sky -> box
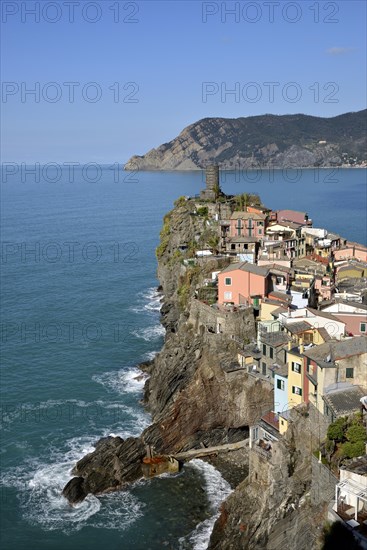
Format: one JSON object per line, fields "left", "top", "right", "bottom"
{"left": 1, "top": 0, "right": 366, "bottom": 163}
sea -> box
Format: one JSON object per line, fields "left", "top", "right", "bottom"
{"left": 1, "top": 167, "right": 366, "bottom": 550}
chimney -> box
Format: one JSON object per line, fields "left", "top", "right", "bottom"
{"left": 288, "top": 340, "right": 292, "bottom": 351}
{"left": 299, "top": 337, "right": 304, "bottom": 354}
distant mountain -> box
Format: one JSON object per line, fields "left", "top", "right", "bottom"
{"left": 124, "top": 110, "right": 367, "bottom": 170}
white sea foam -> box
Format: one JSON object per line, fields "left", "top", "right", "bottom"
{"left": 129, "top": 287, "right": 162, "bottom": 314}
{"left": 92, "top": 366, "right": 149, "bottom": 395}
{"left": 179, "top": 459, "right": 232, "bottom": 550}
{"left": 0, "top": 433, "right": 144, "bottom": 533}
{"left": 132, "top": 324, "right": 165, "bottom": 341}
{"left": 141, "top": 350, "right": 159, "bottom": 361}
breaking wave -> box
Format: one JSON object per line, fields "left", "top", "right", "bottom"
{"left": 179, "top": 459, "right": 232, "bottom": 550}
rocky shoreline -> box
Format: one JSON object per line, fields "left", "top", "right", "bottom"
{"left": 62, "top": 192, "right": 343, "bottom": 549}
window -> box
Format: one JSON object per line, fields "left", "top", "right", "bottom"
{"left": 262, "top": 362, "right": 267, "bottom": 375}
{"left": 346, "top": 368, "right": 354, "bottom": 379}
{"left": 258, "top": 229, "right": 262, "bottom": 235}
{"left": 306, "top": 357, "right": 311, "bottom": 373}
{"left": 292, "top": 386, "right": 302, "bottom": 396}
{"left": 243, "top": 244, "right": 248, "bottom": 250}
{"left": 361, "top": 323, "right": 366, "bottom": 333}
{"left": 270, "top": 347, "right": 274, "bottom": 359}
{"left": 231, "top": 244, "right": 235, "bottom": 250}
{"left": 262, "top": 344, "right": 266, "bottom": 356}
{"left": 225, "top": 277, "right": 232, "bottom": 285}
{"left": 224, "top": 291, "right": 232, "bottom": 300}
{"left": 277, "top": 379, "right": 285, "bottom": 391}
{"left": 291, "top": 362, "right": 301, "bottom": 374}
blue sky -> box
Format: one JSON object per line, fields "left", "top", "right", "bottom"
{"left": 1, "top": 0, "right": 366, "bottom": 163}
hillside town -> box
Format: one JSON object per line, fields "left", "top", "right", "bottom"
{"left": 176, "top": 165, "right": 367, "bottom": 547}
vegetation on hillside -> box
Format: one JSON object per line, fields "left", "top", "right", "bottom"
{"left": 320, "top": 412, "right": 366, "bottom": 470}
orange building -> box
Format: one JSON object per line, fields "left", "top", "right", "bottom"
{"left": 217, "top": 262, "right": 269, "bottom": 306}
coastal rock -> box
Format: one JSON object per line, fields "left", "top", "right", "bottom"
{"left": 62, "top": 477, "right": 87, "bottom": 505}
{"left": 63, "top": 436, "right": 146, "bottom": 504}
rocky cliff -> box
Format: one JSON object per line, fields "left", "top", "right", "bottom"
{"left": 63, "top": 195, "right": 272, "bottom": 505}
{"left": 62, "top": 195, "right": 343, "bottom": 549}
{"left": 124, "top": 110, "right": 367, "bottom": 170}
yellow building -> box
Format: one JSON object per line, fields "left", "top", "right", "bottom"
{"left": 278, "top": 411, "right": 290, "bottom": 435}
{"left": 286, "top": 341, "right": 304, "bottom": 408}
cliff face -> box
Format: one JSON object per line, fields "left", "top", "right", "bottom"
{"left": 143, "top": 198, "right": 269, "bottom": 452}
{"left": 124, "top": 110, "right": 367, "bottom": 170}
{"left": 63, "top": 196, "right": 272, "bottom": 505}
{"left": 208, "top": 407, "right": 324, "bottom": 550}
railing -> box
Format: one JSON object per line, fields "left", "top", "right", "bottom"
{"left": 253, "top": 441, "right": 272, "bottom": 459}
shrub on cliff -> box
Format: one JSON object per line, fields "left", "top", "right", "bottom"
{"left": 174, "top": 196, "right": 187, "bottom": 207}
{"left": 156, "top": 213, "right": 172, "bottom": 259}
{"left": 327, "top": 417, "right": 347, "bottom": 442}
{"left": 197, "top": 206, "right": 208, "bottom": 217}
{"left": 324, "top": 412, "right": 366, "bottom": 465}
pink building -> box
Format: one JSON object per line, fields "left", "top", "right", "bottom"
{"left": 217, "top": 262, "right": 269, "bottom": 306}
{"left": 230, "top": 212, "right": 267, "bottom": 239}
{"left": 334, "top": 243, "right": 367, "bottom": 262}
{"left": 321, "top": 302, "right": 367, "bottom": 336}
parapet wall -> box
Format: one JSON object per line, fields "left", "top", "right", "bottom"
{"left": 311, "top": 455, "right": 338, "bottom": 506}
{"left": 188, "top": 298, "right": 256, "bottom": 342}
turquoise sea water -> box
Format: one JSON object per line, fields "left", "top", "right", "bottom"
{"left": 0, "top": 168, "right": 366, "bottom": 550}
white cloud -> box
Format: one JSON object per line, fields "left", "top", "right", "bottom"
{"left": 326, "top": 47, "right": 355, "bottom": 56}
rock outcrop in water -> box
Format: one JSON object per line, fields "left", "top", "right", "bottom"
{"left": 62, "top": 437, "right": 146, "bottom": 503}
{"left": 124, "top": 110, "right": 367, "bottom": 171}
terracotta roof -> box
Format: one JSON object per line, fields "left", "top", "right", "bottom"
{"left": 268, "top": 291, "right": 292, "bottom": 303}
{"left": 277, "top": 209, "right": 308, "bottom": 225}
{"left": 261, "top": 411, "right": 280, "bottom": 431}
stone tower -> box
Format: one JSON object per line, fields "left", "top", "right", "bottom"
{"left": 200, "top": 165, "right": 220, "bottom": 201}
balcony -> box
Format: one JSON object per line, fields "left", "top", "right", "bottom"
{"left": 253, "top": 439, "right": 272, "bottom": 459}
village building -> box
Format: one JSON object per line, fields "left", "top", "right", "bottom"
{"left": 278, "top": 307, "right": 346, "bottom": 340}
{"left": 217, "top": 262, "right": 269, "bottom": 307}
{"left": 321, "top": 301, "right": 367, "bottom": 336}
{"left": 229, "top": 211, "right": 267, "bottom": 239}
{"left": 330, "top": 455, "right": 367, "bottom": 548}
{"left": 302, "top": 336, "right": 367, "bottom": 418}
{"left": 334, "top": 242, "right": 367, "bottom": 262}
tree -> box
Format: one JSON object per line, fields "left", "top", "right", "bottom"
{"left": 327, "top": 417, "right": 347, "bottom": 442}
